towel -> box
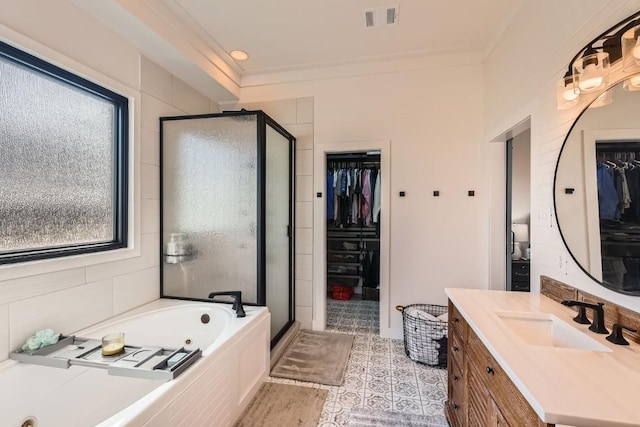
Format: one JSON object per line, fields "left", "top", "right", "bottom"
{"left": 21, "top": 328, "right": 60, "bottom": 352}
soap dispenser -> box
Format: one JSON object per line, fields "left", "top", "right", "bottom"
{"left": 164, "top": 233, "right": 194, "bottom": 264}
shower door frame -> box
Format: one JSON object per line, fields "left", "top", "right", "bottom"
{"left": 158, "top": 110, "right": 295, "bottom": 348}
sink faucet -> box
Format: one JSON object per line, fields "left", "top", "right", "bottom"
{"left": 208, "top": 291, "right": 246, "bottom": 318}
{"left": 561, "top": 300, "right": 608, "bottom": 334}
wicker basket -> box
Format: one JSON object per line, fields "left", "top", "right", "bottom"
{"left": 396, "top": 304, "right": 448, "bottom": 368}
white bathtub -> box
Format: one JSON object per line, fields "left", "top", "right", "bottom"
{"left": 0, "top": 299, "right": 270, "bottom": 427}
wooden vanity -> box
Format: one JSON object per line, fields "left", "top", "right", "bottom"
{"left": 446, "top": 300, "right": 552, "bottom": 426}
{"left": 445, "top": 281, "right": 640, "bottom": 427}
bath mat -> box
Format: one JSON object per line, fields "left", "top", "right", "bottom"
{"left": 270, "top": 329, "right": 354, "bottom": 386}
{"left": 347, "top": 409, "right": 449, "bottom": 426}
{"left": 234, "top": 383, "right": 327, "bottom": 427}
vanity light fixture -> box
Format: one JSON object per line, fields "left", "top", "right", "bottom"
{"left": 622, "top": 24, "right": 640, "bottom": 72}
{"left": 573, "top": 50, "right": 610, "bottom": 93}
{"left": 556, "top": 10, "right": 640, "bottom": 109}
{"left": 230, "top": 50, "right": 249, "bottom": 61}
{"left": 623, "top": 74, "right": 640, "bottom": 91}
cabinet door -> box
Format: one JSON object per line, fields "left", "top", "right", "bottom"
{"left": 491, "top": 398, "right": 510, "bottom": 427}
{"left": 467, "top": 360, "right": 491, "bottom": 425}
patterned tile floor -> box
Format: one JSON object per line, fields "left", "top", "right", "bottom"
{"left": 267, "top": 298, "right": 448, "bottom": 426}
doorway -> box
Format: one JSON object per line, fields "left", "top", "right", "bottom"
{"left": 506, "top": 128, "right": 531, "bottom": 291}
{"left": 325, "top": 152, "right": 381, "bottom": 333}
{"left": 313, "top": 141, "right": 391, "bottom": 337}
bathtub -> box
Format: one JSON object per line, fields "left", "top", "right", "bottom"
{"left": 0, "top": 299, "right": 270, "bottom": 427}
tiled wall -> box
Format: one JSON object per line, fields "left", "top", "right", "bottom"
{"left": 222, "top": 98, "right": 315, "bottom": 329}
{"left": 0, "top": 56, "right": 219, "bottom": 362}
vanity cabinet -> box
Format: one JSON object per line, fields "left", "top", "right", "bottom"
{"left": 511, "top": 259, "right": 530, "bottom": 292}
{"left": 446, "top": 300, "right": 554, "bottom": 427}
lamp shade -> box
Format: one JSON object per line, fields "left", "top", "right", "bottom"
{"left": 512, "top": 224, "right": 529, "bottom": 242}
{"left": 623, "top": 74, "right": 640, "bottom": 91}
{"left": 556, "top": 74, "right": 580, "bottom": 109}
{"left": 622, "top": 25, "right": 640, "bottom": 72}
{"left": 573, "top": 52, "right": 610, "bottom": 93}
{"left": 589, "top": 88, "right": 613, "bottom": 107}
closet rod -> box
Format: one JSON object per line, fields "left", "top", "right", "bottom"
{"left": 595, "top": 141, "right": 640, "bottom": 152}
{"left": 327, "top": 153, "right": 380, "bottom": 162}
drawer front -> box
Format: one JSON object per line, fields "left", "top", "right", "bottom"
{"left": 448, "top": 356, "right": 465, "bottom": 401}
{"left": 445, "top": 400, "right": 465, "bottom": 427}
{"left": 511, "top": 264, "right": 530, "bottom": 281}
{"left": 449, "top": 300, "right": 466, "bottom": 339}
{"left": 327, "top": 263, "right": 359, "bottom": 275}
{"left": 468, "top": 330, "right": 547, "bottom": 427}
{"left": 327, "top": 252, "right": 359, "bottom": 263}
{"left": 327, "top": 239, "right": 359, "bottom": 251}
{"left": 511, "top": 281, "right": 530, "bottom": 292}
{"left": 449, "top": 326, "right": 465, "bottom": 370}
{"left": 446, "top": 357, "right": 466, "bottom": 426}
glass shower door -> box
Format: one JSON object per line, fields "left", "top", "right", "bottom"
{"left": 265, "top": 122, "right": 293, "bottom": 341}
{"left": 161, "top": 115, "right": 259, "bottom": 303}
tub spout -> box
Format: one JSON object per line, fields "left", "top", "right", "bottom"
{"left": 208, "top": 291, "right": 246, "bottom": 318}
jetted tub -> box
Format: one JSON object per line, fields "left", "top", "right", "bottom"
{"left": 0, "top": 299, "right": 270, "bottom": 427}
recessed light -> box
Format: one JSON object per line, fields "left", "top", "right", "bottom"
{"left": 230, "top": 50, "right": 249, "bottom": 61}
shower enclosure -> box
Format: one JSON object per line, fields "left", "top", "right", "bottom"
{"left": 160, "top": 111, "right": 295, "bottom": 347}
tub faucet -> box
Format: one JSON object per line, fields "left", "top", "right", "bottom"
{"left": 561, "top": 300, "right": 608, "bottom": 334}
{"left": 208, "top": 291, "right": 246, "bottom": 318}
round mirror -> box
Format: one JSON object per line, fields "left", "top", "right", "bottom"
{"left": 555, "top": 75, "right": 640, "bottom": 295}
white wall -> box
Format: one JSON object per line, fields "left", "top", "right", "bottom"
{"left": 239, "top": 58, "right": 488, "bottom": 338}
{"left": 485, "top": 0, "right": 640, "bottom": 312}
{"left": 0, "top": 0, "right": 218, "bottom": 362}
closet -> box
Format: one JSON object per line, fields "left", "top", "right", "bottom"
{"left": 596, "top": 142, "right": 640, "bottom": 292}
{"left": 326, "top": 152, "right": 381, "bottom": 300}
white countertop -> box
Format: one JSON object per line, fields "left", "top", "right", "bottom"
{"left": 445, "top": 288, "right": 640, "bottom": 427}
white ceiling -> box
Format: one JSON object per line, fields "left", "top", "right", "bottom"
{"left": 76, "top": 0, "right": 523, "bottom": 101}
{"left": 167, "top": 0, "right": 522, "bottom": 75}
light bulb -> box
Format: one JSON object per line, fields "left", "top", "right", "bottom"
{"left": 630, "top": 75, "right": 640, "bottom": 88}
{"left": 563, "top": 86, "right": 579, "bottom": 102}
{"left": 579, "top": 63, "right": 604, "bottom": 91}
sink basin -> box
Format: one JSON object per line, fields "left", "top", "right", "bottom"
{"left": 495, "top": 311, "right": 611, "bottom": 352}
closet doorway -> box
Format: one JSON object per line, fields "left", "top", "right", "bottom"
{"left": 326, "top": 152, "right": 381, "bottom": 332}
{"left": 506, "top": 128, "right": 531, "bottom": 291}
{"left": 313, "top": 141, "right": 391, "bottom": 337}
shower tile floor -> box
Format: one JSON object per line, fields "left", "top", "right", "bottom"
{"left": 266, "top": 298, "right": 448, "bottom": 426}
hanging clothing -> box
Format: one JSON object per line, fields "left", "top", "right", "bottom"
{"left": 325, "top": 160, "right": 379, "bottom": 227}
{"left": 373, "top": 170, "right": 381, "bottom": 223}
{"left": 597, "top": 162, "right": 619, "bottom": 220}
{"left": 361, "top": 169, "right": 371, "bottom": 224}
{"left": 327, "top": 170, "right": 334, "bottom": 220}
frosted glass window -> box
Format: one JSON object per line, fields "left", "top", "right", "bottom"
{"left": 0, "top": 41, "right": 128, "bottom": 264}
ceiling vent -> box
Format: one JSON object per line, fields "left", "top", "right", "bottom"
{"left": 364, "top": 5, "right": 398, "bottom": 28}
